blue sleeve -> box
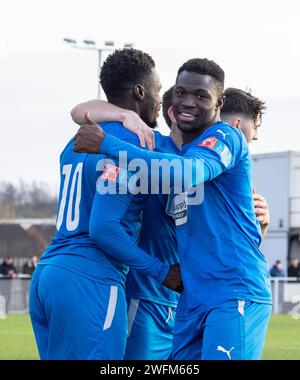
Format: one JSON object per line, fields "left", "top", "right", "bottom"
{"left": 89, "top": 191, "right": 169, "bottom": 283}
{"left": 100, "top": 127, "right": 242, "bottom": 190}
{"left": 89, "top": 128, "right": 169, "bottom": 283}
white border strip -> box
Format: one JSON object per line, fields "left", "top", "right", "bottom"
{"left": 127, "top": 299, "right": 139, "bottom": 337}
{"left": 103, "top": 286, "right": 118, "bottom": 331}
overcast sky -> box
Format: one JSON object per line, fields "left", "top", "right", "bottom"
{"left": 1, "top": 0, "right": 300, "bottom": 189}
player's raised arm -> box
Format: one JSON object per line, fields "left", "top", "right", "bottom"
{"left": 71, "top": 100, "right": 155, "bottom": 150}
{"left": 71, "top": 99, "right": 124, "bottom": 125}
{"left": 74, "top": 121, "right": 243, "bottom": 191}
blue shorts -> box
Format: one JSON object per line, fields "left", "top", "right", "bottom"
{"left": 172, "top": 299, "right": 271, "bottom": 360}
{"left": 124, "top": 298, "right": 176, "bottom": 360}
{"left": 29, "top": 264, "right": 127, "bottom": 360}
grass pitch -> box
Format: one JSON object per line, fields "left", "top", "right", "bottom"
{"left": 0, "top": 315, "right": 39, "bottom": 359}
{"left": 262, "top": 314, "right": 300, "bottom": 360}
{"left": 0, "top": 314, "right": 299, "bottom": 360}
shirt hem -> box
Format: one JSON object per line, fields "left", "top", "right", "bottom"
{"left": 125, "top": 292, "right": 179, "bottom": 308}
{"left": 37, "top": 262, "right": 124, "bottom": 288}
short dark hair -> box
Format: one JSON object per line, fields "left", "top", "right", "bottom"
{"left": 221, "top": 88, "right": 266, "bottom": 122}
{"left": 100, "top": 48, "right": 155, "bottom": 100}
{"left": 177, "top": 58, "right": 225, "bottom": 95}
{"left": 162, "top": 85, "right": 175, "bottom": 128}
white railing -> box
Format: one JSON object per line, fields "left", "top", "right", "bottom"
{"left": 0, "top": 275, "right": 300, "bottom": 316}
{"left": 270, "top": 277, "right": 300, "bottom": 315}
{"left": 0, "top": 275, "right": 32, "bottom": 316}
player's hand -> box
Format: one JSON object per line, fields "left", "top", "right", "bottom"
{"left": 120, "top": 110, "right": 155, "bottom": 151}
{"left": 254, "top": 193, "right": 270, "bottom": 227}
{"left": 162, "top": 264, "right": 184, "bottom": 293}
{"left": 73, "top": 112, "right": 106, "bottom": 154}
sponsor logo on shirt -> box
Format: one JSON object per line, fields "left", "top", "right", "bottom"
{"left": 216, "top": 129, "right": 230, "bottom": 139}
{"left": 101, "top": 164, "right": 121, "bottom": 182}
{"left": 198, "top": 137, "right": 219, "bottom": 149}
{"left": 216, "top": 346, "right": 235, "bottom": 360}
{"left": 166, "top": 192, "right": 188, "bottom": 226}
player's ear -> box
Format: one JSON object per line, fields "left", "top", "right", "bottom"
{"left": 167, "top": 106, "right": 177, "bottom": 125}
{"left": 134, "top": 84, "right": 145, "bottom": 102}
{"left": 231, "top": 118, "right": 241, "bottom": 129}
{"left": 217, "top": 95, "right": 225, "bottom": 111}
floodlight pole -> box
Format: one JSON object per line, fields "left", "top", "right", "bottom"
{"left": 63, "top": 38, "right": 134, "bottom": 99}
{"left": 97, "top": 49, "right": 102, "bottom": 99}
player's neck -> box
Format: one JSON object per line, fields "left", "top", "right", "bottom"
{"left": 181, "top": 114, "right": 220, "bottom": 144}
{"left": 170, "top": 124, "right": 183, "bottom": 149}
{"left": 180, "top": 123, "right": 212, "bottom": 144}
{"left": 110, "top": 98, "right": 139, "bottom": 116}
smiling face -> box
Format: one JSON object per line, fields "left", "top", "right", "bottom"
{"left": 172, "top": 71, "right": 223, "bottom": 135}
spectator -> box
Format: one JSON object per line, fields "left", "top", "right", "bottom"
{"left": 0, "top": 257, "right": 17, "bottom": 278}
{"left": 22, "top": 256, "right": 39, "bottom": 276}
{"left": 270, "top": 260, "right": 285, "bottom": 277}
{"left": 288, "top": 257, "right": 300, "bottom": 277}
{"left": 0, "top": 257, "right": 17, "bottom": 313}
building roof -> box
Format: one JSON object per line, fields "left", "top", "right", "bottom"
{"left": 0, "top": 224, "right": 39, "bottom": 258}
{"left": 27, "top": 224, "right": 56, "bottom": 242}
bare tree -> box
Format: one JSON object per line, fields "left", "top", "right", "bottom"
{"left": 0, "top": 181, "right": 58, "bottom": 218}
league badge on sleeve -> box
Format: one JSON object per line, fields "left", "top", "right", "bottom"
{"left": 198, "top": 136, "right": 232, "bottom": 168}
{"left": 198, "top": 137, "right": 219, "bottom": 149}
{"left": 101, "top": 164, "right": 121, "bottom": 182}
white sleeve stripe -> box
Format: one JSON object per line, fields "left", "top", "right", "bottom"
{"left": 103, "top": 285, "right": 118, "bottom": 331}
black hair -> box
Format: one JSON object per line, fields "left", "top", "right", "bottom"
{"left": 100, "top": 48, "right": 155, "bottom": 100}
{"left": 221, "top": 88, "right": 266, "bottom": 122}
{"left": 177, "top": 58, "right": 225, "bottom": 95}
{"left": 162, "top": 85, "right": 175, "bottom": 128}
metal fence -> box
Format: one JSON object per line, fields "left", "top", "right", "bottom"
{"left": 1, "top": 275, "right": 300, "bottom": 317}
{"left": 271, "top": 277, "right": 300, "bottom": 317}
{"left": 0, "top": 275, "right": 31, "bottom": 317}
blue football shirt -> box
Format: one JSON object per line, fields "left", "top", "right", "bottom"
{"left": 125, "top": 133, "right": 180, "bottom": 307}
{"left": 99, "top": 121, "right": 272, "bottom": 315}
{"left": 175, "top": 123, "right": 272, "bottom": 315}
{"left": 39, "top": 122, "right": 167, "bottom": 287}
